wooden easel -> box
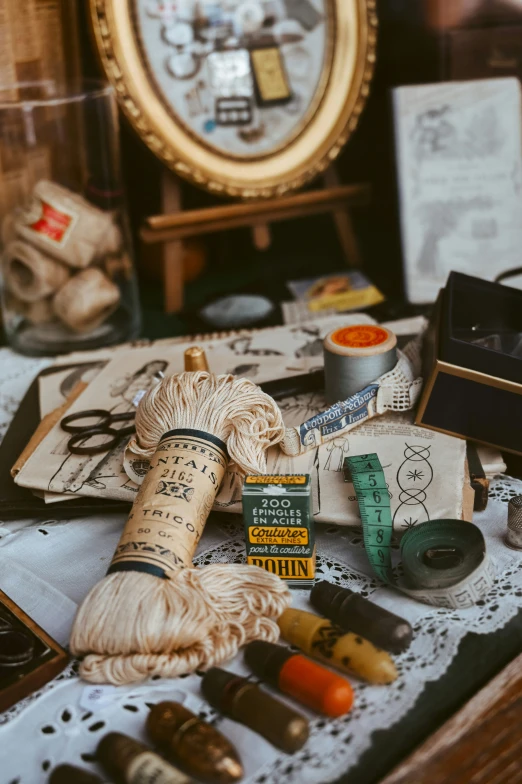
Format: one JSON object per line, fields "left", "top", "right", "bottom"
{"left": 142, "top": 167, "right": 371, "bottom": 313}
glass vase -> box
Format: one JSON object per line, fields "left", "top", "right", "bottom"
{"left": 0, "top": 80, "right": 141, "bottom": 355}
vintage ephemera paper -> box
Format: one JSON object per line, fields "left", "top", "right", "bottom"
{"left": 394, "top": 78, "right": 522, "bottom": 303}
{"left": 36, "top": 363, "right": 109, "bottom": 504}
{"left": 18, "top": 346, "right": 225, "bottom": 502}
{"left": 17, "top": 315, "right": 468, "bottom": 528}
{"left": 17, "top": 325, "right": 349, "bottom": 501}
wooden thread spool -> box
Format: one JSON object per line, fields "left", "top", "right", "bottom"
{"left": 323, "top": 325, "right": 397, "bottom": 404}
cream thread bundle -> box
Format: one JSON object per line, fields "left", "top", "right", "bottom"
{"left": 2, "top": 180, "right": 124, "bottom": 333}
{"left": 70, "top": 371, "right": 291, "bottom": 685}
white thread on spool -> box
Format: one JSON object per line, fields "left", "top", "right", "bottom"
{"left": 15, "top": 180, "right": 118, "bottom": 268}
{"left": 3, "top": 240, "right": 70, "bottom": 302}
{"left": 53, "top": 267, "right": 120, "bottom": 333}
{"left": 323, "top": 324, "right": 398, "bottom": 404}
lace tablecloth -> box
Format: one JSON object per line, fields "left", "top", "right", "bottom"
{"left": 1, "top": 348, "right": 522, "bottom": 784}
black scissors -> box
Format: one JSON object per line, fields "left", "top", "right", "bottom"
{"left": 60, "top": 409, "right": 136, "bottom": 456}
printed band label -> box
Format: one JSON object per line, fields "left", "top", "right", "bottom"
{"left": 248, "top": 553, "right": 315, "bottom": 579}
{"left": 245, "top": 475, "right": 307, "bottom": 485}
{"left": 248, "top": 526, "right": 309, "bottom": 545}
{"left": 24, "top": 198, "right": 77, "bottom": 246}
{"left": 331, "top": 325, "right": 389, "bottom": 349}
{"left": 128, "top": 751, "right": 188, "bottom": 784}
{"left": 298, "top": 384, "right": 378, "bottom": 447}
{"left": 109, "top": 430, "right": 227, "bottom": 579}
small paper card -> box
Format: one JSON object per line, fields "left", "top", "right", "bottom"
{"left": 287, "top": 270, "right": 384, "bottom": 314}
{"left": 393, "top": 77, "right": 522, "bottom": 303}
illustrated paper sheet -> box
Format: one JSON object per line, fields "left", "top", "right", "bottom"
{"left": 215, "top": 407, "right": 467, "bottom": 529}
{"left": 18, "top": 349, "right": 182, "bottom": 500}
{"left": 17, "top": 314, "right": 466, "bottom": 528}
{"left": 37, "top": 363, "right": 108, "bottom": 504}
{"left": 394, "top": 78, "right": 522, "bottom": 303}
{"left": 38, "top": 362, "right": 108, "bottom": 416}
{"left": 18, "top": 314, "right": 365, "bottom": 502}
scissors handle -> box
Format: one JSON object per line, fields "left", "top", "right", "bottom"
{"left": 110, "top": 420, "right": 136, "bottom": 437}
{"left": 62, "top": 410, "right": 135, "bottom": 435}
{"left": 61, "top": 409, "right": 111, "bottom": 434}
{"left": 67, "top": 426, "right": 132, "bottom": 456}
{"left": 108, "top": 412, "right": 135, "bottom": 435}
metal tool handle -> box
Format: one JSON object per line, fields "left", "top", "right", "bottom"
{"left": 67, "top": 427, "right": 127, "bottom": 456}
{"left": 61, "top": 409, "right": 110, "bottom": 433}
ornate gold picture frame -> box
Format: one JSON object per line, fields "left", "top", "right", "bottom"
{"left": 90, "top": 0, "right": 377, "bottom": 198}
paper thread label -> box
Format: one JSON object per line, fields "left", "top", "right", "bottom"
{"left": 109, "top": 430, "right": 227, "bottom": 579}
{"left": 247, "top": 553, "right": 315, "bottom": 579}
{"left": 26, "top": 198, "right": 77, "bottom": 246}
{"left": 298, "top": 384, "right": 379, "bottom": 447}
{"left": 331, "top": 325, "right": 389, "bottom": 349}
{"left": 245, "top": 475, "right": 307, "bottom": 485}
{"left": 128, "top": 752, "right": 188, "bottom": 784}
{"left": 248, "top": 526, "right": 309, "bottom": 545}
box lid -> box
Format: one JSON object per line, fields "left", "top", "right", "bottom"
{"left": 440, "top": 271, "right": 522, "bottom": 383}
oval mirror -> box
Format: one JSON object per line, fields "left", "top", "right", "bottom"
{"left": 90, "top": 0, "right": 376, "bottom": 198}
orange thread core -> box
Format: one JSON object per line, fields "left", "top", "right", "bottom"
{"left": 330, "top": 325, "right": 389, "bottom": 349}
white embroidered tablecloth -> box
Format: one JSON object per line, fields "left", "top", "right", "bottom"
{"left": 0, "top": 347, "right": 521, "bottom": 784}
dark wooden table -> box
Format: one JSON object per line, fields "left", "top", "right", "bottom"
{"left": 338, "top": 610, "right": 522, "bottom": 783}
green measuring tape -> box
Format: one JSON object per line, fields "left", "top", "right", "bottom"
{"left": 344, "top": 453, "right": 495, "bottom": 609}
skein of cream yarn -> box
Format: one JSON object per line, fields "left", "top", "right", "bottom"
{"left": 70, "top": 372, "right": 290, "bottom": 685}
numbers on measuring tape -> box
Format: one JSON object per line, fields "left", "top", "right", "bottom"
{"left": 345, "top": 453, "right": 394, "bottom": 587}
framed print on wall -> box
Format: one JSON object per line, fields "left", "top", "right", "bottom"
{"left": 393, "top": 78, "right": 522, "bottom": 304}
{"left": 89, "top": 0, "right": 377, "bottom": 198}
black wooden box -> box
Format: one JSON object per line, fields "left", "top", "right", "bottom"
{"left": 416, "top": 272, "right": 522, "bottom": 455}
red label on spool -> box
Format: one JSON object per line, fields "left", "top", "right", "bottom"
{"left": 29, "top": 200, "right": 74, "bottom": 244}
{"left": 330, "top": 325, "right": 389, "bottom": 349}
